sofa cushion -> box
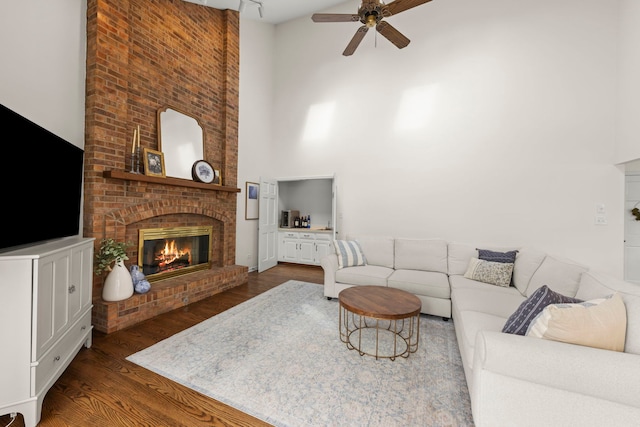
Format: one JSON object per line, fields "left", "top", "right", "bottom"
{"left": 394, "top": 238, "right": 448, "bottom": 273}
{"left": 347, "top": 235, "right": 395, "bottom": 268}
{"left": 447, "top": 242, "right": 478, "bottom": 275}
{"left": 478, "top": 249, "right": 518, "bottom": 264}
{"left": 464, "top": 257, "right": 514, "bottom": 288}
{"left": 451, "top": 286, "right": 525, "bottom": 319}
{"left": 512, "top": 247, "right": 547, "bottom": 295}
{"left": 576, "top": 271, "right": 640, "bottom": 355}
{"left": 335, "top": 265, "right": 393, "bottom": 287}
{"left": 502, "top": 285, "right": 582, "bottom": 335}
{"left": 449, "top": 275, "right": 520, "bottom": 295}
{"left": 334, "top": 240, "right": 367, "bottom": 269}
{"left": 527, "top": 293, "right": 627, "bottom": 352}
{"left": 388, "top": 269, "right": 450, "bottom": 299}
{"left": 525, "top": 255, "right": 588, "bottom": 298}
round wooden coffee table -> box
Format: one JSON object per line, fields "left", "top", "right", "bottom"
{"left": 339, "top": 286, "right": 421, "bottom": 360}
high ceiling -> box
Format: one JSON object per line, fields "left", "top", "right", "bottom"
{"left": 182, "top": 0, "right": 349, "bottom": 25}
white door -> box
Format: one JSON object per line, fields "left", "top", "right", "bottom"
{"left": 258, "top": 177, "right": 278, "bottom": 272}
{"left": 625, "top": 174, "right": 640, "bottom": 284}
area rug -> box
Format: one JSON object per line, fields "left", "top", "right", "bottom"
{"left": 126, "top": 280, "right": 473, "bottom": 426}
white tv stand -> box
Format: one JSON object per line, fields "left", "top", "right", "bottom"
{"left": 0, "top": 236, "right": 94, "bottom": 427}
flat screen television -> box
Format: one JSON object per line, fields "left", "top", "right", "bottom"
{"left": 0, "top": 103, "right": 84, "bottom": 252}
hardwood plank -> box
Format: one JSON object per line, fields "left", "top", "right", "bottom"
{"left": 0, "top": 263, "right": 323, "bottom": 427}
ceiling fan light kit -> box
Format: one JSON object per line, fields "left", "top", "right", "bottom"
{"left": 312, "top": 0, "right": 433, "bottom": 56}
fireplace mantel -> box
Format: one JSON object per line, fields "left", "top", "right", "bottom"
{"left": 103, "top": 170, "right": 241, "bottom": 193}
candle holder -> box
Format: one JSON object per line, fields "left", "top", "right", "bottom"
{"left": 135, "top": 146, "right": 142, "bottom": 174}
{"left": 128, "top": 151, "right": 137, "bottom": 174}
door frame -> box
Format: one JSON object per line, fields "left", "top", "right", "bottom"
{"left": 625, "top": 172, "right": 640, "bottom": 284}
{"left": 257, "top": 174, "right": 337, "bottom": 273}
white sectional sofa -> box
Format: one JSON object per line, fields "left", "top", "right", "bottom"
{"left": 320, "top": 235, "right": 640, "bottom": 426}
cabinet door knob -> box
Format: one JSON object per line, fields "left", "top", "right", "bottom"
{"left": 54, "top": 355, "right": 61, "bottom": 362}
{"left": 68, "top": 285, "right": 76, "bottom": 294}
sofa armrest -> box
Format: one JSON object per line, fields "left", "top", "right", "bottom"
{"left": 472, "top": 330, "right": 640, "bottom": 426}
{"left": 320, "top": 254, "right": 339, "bottom": 298}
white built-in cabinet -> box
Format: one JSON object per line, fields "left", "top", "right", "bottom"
{"left": 278, "top": 230, "right": 333, "bottom": 266}
{"left": 0, "top": 236, "right": 94, "bottom": 427}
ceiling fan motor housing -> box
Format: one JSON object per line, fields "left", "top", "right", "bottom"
{"left": 359, "top": 1, "right": 388, "bottom": 27}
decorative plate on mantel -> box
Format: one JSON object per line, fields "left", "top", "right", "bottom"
{"left": 191, "top": 160, "right": 216, "bottom": 184}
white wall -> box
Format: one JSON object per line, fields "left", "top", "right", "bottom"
{"left": 0, "top": 1, "right": 630, "bottom": 277}
{"left": 616, "top": 0, "right": 640, "bottom": 164}
{"left": 0, "top": 0, "right": 86, "bottom": 148}
{"left": 265, "top": 0, "right": 624, "bottom": 276}
{"left": 235, "top": 19, "right": 276, "bottom": 270}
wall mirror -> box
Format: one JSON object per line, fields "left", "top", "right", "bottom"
{"left": 157, "top": 106, "right": 204, "bottom": 180}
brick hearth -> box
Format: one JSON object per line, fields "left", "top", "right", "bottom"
{"left": 93, "top": 266, "right": 245, "bottom": 334}
{"left": 83, "top": 0, "right": 245, "bottom": 333}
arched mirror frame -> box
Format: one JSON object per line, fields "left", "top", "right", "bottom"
{"left": 157, "top": 106, "right": 205, "bottom": 181}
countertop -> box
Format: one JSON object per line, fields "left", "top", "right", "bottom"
{"left": 278, "top": 227, "right": 333, "bottom": 234}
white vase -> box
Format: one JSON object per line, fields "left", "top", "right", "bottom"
{"left": 102, "top": 259, "right": 134, "bottom": 302}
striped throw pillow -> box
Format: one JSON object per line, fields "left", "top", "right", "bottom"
{"left": 334, "top": 240, "right": 367, "bottom": 269}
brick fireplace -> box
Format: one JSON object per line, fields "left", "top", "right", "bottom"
{"left": 83, "top": 0, "right": 246, "bottom": 333}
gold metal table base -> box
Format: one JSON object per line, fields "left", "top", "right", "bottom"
{"left": 339, "top": 304, "right": 420, "bottom": 360}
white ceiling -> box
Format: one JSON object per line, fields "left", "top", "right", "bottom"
{"left": 182, "top": 0, "right": 350, "bottom": 25}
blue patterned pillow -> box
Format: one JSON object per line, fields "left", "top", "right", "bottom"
{"left": 334, "top": 240, "right": 367, "bottom": 269}
{"left": 502, "top": 285, "right": 582, "bottom": 335}
{"left": 478, "top": 249, "right": 518, "bottom": 264}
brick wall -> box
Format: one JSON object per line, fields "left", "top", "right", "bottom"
{"left": 83, "top": 0, "right": 246, "bottom": 333}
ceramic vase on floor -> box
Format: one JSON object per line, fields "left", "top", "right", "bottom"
{"left": 102, "top": 259, "right": 134, "bottom": 301}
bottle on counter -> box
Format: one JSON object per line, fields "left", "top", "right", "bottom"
{"left": 294, "top": 216, "right": 300, "bottom": 228}
{"left": 307, "top": 215, "right": 311, "bottom": 228}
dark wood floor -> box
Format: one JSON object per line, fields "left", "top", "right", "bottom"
{"left": 1, "top": 263, "right": 323, "bottom": 427}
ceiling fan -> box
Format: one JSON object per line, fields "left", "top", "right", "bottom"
{"left": 311, "top": 0, "right": 433, "bottom": 56}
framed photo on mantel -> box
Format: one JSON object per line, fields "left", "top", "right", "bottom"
{"left": 245, "top": 182, "right": 259, "bottom": 220}
{"left": 143, "top": 148, "right": 166, "bottom": 177}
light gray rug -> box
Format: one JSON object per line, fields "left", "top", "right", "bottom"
{"left": 127, "top": 280, "right": 473, "bottom": 426}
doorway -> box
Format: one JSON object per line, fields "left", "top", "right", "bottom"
{"left": 625, "top": 174, "right": 640, "bottom": 284}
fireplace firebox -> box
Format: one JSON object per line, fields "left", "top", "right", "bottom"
{"left": 138, "top": 226, "right": 213, "bottom": 281}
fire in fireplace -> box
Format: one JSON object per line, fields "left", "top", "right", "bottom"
{"left": 138, "top": 226, "right": 213, "bottom": 281}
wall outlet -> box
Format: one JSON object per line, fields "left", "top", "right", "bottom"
{"left": 595, "top": 215, "right": 608, "bottom": 225}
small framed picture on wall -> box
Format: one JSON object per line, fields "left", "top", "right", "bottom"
{"left": 245, "top": 182, "right": 259, "bottom": 220}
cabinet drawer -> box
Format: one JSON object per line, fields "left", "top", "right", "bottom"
{"left": 314, "top": 233, "right": 332, "bottom": 241}
{"left": 32, "top": 310, "right": 92, "bottom": 396}
{"left": 282, "top": 232, "right": 298, "bottom": 239}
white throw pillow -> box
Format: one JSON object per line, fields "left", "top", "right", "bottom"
{"left": 527, "top": 293, "right": 627, "bottom": 352}
{"left": 334, "top": 240, "right": 367, "bottom": 269}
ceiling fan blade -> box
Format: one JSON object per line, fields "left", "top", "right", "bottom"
{"left": 343, "top": 26, "right": 369, "bottom": 56}
{"left": 312, "top": 13, "right": 360, "bottom": 23}
{"left": 385, "top": 0, "right": 432, "bottom": 16}
{"left": 376, "top": 21, "right": 410, "bottom": 49}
